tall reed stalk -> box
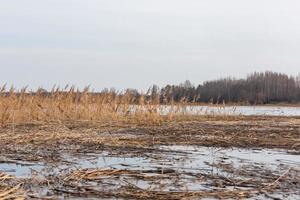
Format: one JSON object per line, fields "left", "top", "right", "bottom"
{"left": 0, "top": 86, "right": 170, "bottom": 126}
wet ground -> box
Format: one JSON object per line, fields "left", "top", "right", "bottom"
{"left": 0, "top": 146, "right": 299, "bottom": 199}
{"left": 0, "top": 116, "right": 299, "bottom": 199}
{"left": 2, "top": 146, "right": 299, "bottom": 179}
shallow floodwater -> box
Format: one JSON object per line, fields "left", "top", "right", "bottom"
{"left": 0, "top": 162, "right": 43, "bottom": 178}
{"left": 158, "top": 105, "right": 300, "bottom": 116}
{"left": 159, "top": 146, "right": 300, "bottom": 171}
{"left": 0, "top": 146, "right": 299, "bottom": 198}
{"left": 1, "top": 146, "right": 299, "bottom": 179}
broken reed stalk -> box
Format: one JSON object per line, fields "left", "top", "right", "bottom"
{"left": 0, "top": 173, "right": 25, "bottom": 200}
{"left": 266, "top": 167, "right": 291, "bottom": 188}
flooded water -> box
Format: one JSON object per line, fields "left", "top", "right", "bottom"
{"left": 0, "top": 162, "right": 44, "bottom": 178}
{"left": 1, "top": 145, "right": 299, "bottom": 180}
{"left": 0, "top": 145, "right": 299, "bottom": 198}
{"left": 158, "top": 146, "right": 300, "bottom": 171}
{"left": 158, "top": 105, "right": 300, "bottom": 116}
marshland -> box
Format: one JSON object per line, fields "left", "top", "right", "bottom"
{"left": 2, "top": 1, "right": 300, "bottom": 199}
{"left": 0, "top": 78, "right": 299, "bottom": 199}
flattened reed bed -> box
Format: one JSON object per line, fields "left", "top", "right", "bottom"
{"left": 0, "top": 173, "right": 24, "bottom": 200}
{"left": 53, "top": 186, "right": 259, "bottom": 200}
{"left": 1, "top": 141, "right": 299, "bottom": 199}
{"left": 0, "top": 116, "right": 299, "bottom": 157}
{"left": 50, "top": 165, "right": 299, "bottom": 200}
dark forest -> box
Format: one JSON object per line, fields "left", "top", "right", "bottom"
{"left": 144, "top": 71, "right": 300, "bottom": 104}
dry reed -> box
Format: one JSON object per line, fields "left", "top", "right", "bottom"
{"left": 0, "top": 86, "right": 167, "bottom": 126}
{"left": 0, "top": 173, "right": 24, "bottom": 200}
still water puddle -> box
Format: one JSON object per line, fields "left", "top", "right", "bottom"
{"left": 0, "top": 146, "right": 299, "bottom": 198}
{"left": 1, "top": 146, "right": 298, "bottom": 178}
{"left": 158, "top": 145, "right": 300, "bottom": 169}
{"left": 0, "top": 162, "right": 44, "bottom": 178}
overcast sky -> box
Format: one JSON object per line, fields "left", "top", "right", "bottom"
{"left": 0, "top": 0, "right": 300, "bottom": 91}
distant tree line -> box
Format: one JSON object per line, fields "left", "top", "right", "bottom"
{"left": 144, "top": 71, "right": 300, "bottom": 104}
{"left": 4, "top": 71, "right": 299, "bottom": 105}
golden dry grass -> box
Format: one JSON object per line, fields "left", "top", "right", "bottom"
{"left": 0, "top": 173, "right": 24, "bottom": 200}
{"left": 0, "top": 86, "right": 167, "bottom": 126}
{"left": 0, "top": 85, "right": 269, "bottom": 127}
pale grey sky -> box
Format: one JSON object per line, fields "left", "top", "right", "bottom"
{"left": 0, "top": 0, "right": 300, "bottom": 91}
